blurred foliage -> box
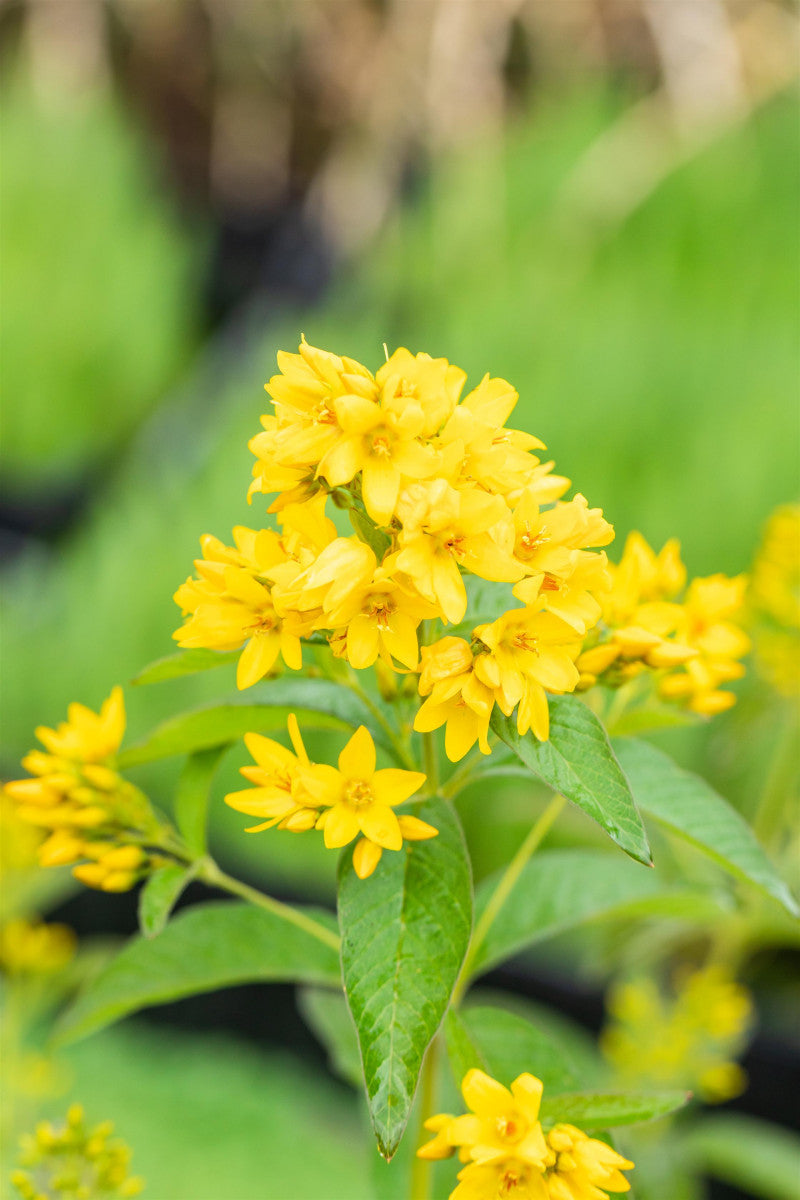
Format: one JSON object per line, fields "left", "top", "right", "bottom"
{"left": 0, "top": 1023, "right": 368, "bottom": 1200}
{"left": 0, "top": 71, "right": 203, "bottom": 492}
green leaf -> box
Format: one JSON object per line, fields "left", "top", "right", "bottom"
{"left": 472, "top": 849, "right": 712, "bottom": 975}
{"left": 614, "top": 738, "right": 799, "bottom": 916}
{"left": 132, "top": 647, "right": 240, "bottom": 686}
{"left": 298, "top": 987, "right": 361, "bottom": 1088}
{"left": 56, "top": 900, "right": 340, "bottom": 1046}
{"left": 491, "top": 696, "right": 651, "bottom": 865}
{"left": 686, "top": 1114, "right": 800, "bottom": 1200}
{"left": 338, "top": 799, "right": 472, "bottom": 1159}
{"left": 174, "top": 746, "right": 226, "bottom": 856}
{"left": 446, "top": 1005, "right": 580, "bottom": 1095}
{"left": 539, "top": 1089, "right": 689, "bottom": 1130}
{"left": 118, "top": 678, "right": 389, "bottom": 767}
{"left": 349, "top": 508, "right": 391, "bottom": 559}
{"left": 138, "top": 863, "right": 196, "bottom": 939}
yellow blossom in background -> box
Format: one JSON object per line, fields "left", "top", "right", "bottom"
{"left": 601, "top": 965, "right": 752, "bottom": 1104}
{"left": 11, "top": 1104, "right": 144, "bottom": 1200}
{"left": 577, "top": 531, "right": 749, "bottom": 713}
{"left": 748, "top": 503, "right": 800, "bottom": 696}
{"left": 0, "top": 917, "right": 76, "bottom": 976}
{"left": 418, "top": 1069, "right": 633, "bottom": 1200}
{"left": 3, "top": 690, "right": 160, "bottom": 893}
{"left": 225, "top": 718, "right": 433, "bottom": 878}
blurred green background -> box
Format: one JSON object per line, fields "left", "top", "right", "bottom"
{"left": 1, "top": 1, "right": 798, "bottom": 1196}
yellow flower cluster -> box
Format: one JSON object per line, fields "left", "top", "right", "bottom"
{"left": 748, "top": 503, "right": 800, "bottom": 696}
{"left": 418, "top": 1068, "right": 633, "bottom": 1200}
{"left": 3, "top": 690, "right": 158, "bottom": 892}
{"left": 11, "top": 1104, "right": 144, "bottom": 1200}
{"left": 601, "top": 965, "right": 752, "bottom": 1104}
{"left": 577, "top": 532, "right": 750, "bottom": 716}
{"left": 173, "top": 339, "right": 614, "bottom": 757}
{"left": 225, "top": 716, "right": 433, "bottom": 878}
{"left": 0, "top": 917, "right": 76, "bottom": 976}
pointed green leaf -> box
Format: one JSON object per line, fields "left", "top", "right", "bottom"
{"left": 539, "top": 1089, "right": 689, "bottom": 1130}
{"left": 132, "top": 648, "right": 240, "bottom": 685}
{"left": 349, "top": 508, "right": 391, "bottom": 559}
{"left": 174, "top": 746, "right": 226, "bottom": 856}
{"left": 472, "top": 849, "right": 715, "bottom": 975}
{"left": 118, "top": 678, "right": 390, "bottom": 767}
{"left": 686, "top": 1114, "right": 800, "bottom": 1200}
{"left": 298, "top": 987, "right": 361, "bottom": 1088}
{"left": 138, "top": 863, "right": 197, "bottom": 939}
{"left": 55, "top": 900, "right": 340, "bottom": 1046}
{"left": 614, "top": 738, "right": 799, "bottom": 916}
{"left": 609, "top": 705, "right": 700, "bottom": 737}
{"left": 446, "top": 1006, "right": 580, "bottom": 1095}
{"left": 491, "top": 696, "right": 651, "bottom": 865}
{"left": 338, "top": 799, "right": 472, "bottom": 1159}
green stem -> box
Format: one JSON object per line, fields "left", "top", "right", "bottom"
{"left": 346, "top": 671, "right": 418, "bottom": 770}
{"left": 408, "top": 1034, "right": 441, "bottom": 1200}
{"left": 198, "top": 859, "right": 340, "bottom": 952}
{"left": 753, "top": 704, "right": 799, "bottom": 845}
{"left": 422, "top": 729, "right": 440, "bottom": 793}
{"left": 452, "top": 793, "right": 566, "bottom": 1006}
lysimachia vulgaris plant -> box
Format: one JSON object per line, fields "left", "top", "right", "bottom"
{"left": 5, "top": 341, "right": 798, "bottom": 1200}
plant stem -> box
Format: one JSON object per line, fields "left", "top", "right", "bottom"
{"left": 198, "top": 859, "right": 340, "bottom": 952}
{"left": 422, "top": 730, "right": 439, "bottom": 794}
{"left": 408, "top": 1034, "right": 441, "bottom": 1200}
{"left": 753, "top": 704, "right": 798, "bottom": 845}
{"left": 346, "top": 671, "right": 418, "bottom": 771}
{"left": 452, "top": 792, "right": 566, "bottom": 1006}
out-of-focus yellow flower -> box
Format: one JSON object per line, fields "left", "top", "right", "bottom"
{"left": 579, "top": 532, "right": 749, "bottom": 714}
{"left": 226, "top": 718, "right": 433, "bottom": 878}
{"left": 601, "top": 965, "right": 752, "bottom": 1104}
{"left": 11, "top": 1104, "right": 144, "bottom": 1199}
{"left": 3, "top": 690, "right": 159, "bottom": 893}
{"left": 0, "top": 917, "right": 76, "bottom": 976}
{"left": 748, "top": 504, "right": 800, "bottom": 695}
{"left": 418, "top": 1070, "right": 633, "bottom": 1200}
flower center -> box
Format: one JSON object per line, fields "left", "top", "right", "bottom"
{"left": 541, "top": 575, "right": 561, "bottom": 593}
{"left": 512, "top": 633, "right": 539, "bottom": 655}
{"left": 445, "top": 534, "right": 466, "bottom": 559}
{"left": 518, "top": 524, "right": 548, "bottom": 560}
{"left": 495, "top": 1115, "right": 523, "bottom": 1143}
{"left": 313, "top": 400, "right": 337, "bottom": 425}
{"left": 499, "top": 1166, "right": 522, "bottom": 1194}
{"left": 345, "top": 780, "right": 374, "bottom": 809}
{"left": 368, "top": 599, "right": 394, "bottom": 631}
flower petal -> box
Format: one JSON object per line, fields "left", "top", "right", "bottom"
{"left": 353, "top": 838, "right": 383, "bottom": 879}
{"left": 461, "top": 1069, "right": 514, "bottom": 1119}
{"left": 237, "top": 633, "right": 280, "bottom": 689}
{"left": 338, "top": 725, "right": 376, "bottom": 779}
{"left": 322, "top": 804, "right": 360, "bottom": 848}
{"left": 372, "top": 768, "right": 427, "bottom": 807}
{"left": 358, "top": 803, "right": 403, "bottom": 850}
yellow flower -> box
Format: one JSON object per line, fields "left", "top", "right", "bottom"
{"left": 307, "top": 726, "right": 432, "bottom": 877}
{"left": 0, "top": 918, "right": 76, "bottom": 976}
{"left": 601, "top": 966, "right": 752, "bottom": 1104}
{"left": 12, "top": 1104, "right": 144, "bottom": 1199}
{"left": 474, "top": 608, "right": 583, "bottom": 741}
{"left": 376, "top": 347, "right": 467, "bottom": 438}
{"left": 396, "top": 481, "right": 523, "bottom": 624}
{"left": 544, "top": 1124, "right": 633, "bottom": 1198}
{"left": 4, "top": 690, "right": 158, "bottom": 893}
{"left": 226, "top": 719, "right": 434, "bottom": 877}
{"left": 414, "top": 638, "right": 495, "bottom": 761}
{"left": 224, "top": 714, "right": 322, "bottom": 833}
{"left": 748, "top": 502, "right": 800, "bottom": 629}
{"left": 443, "top": 1070, "right": 548, "bottom": 1167}
{"left": 317, "top": 391, "right": 437, "bottom": 525}
{"left": 173, "top": 525, "right": 311, "bottom": 689}
{"left": 418, "top": 1070, "right": 634, "bottom": 1200}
